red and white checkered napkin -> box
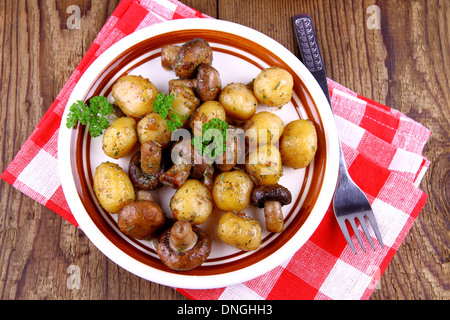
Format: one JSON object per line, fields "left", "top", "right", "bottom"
{"left": 1, "top": 0, "right": 431, "bottom": 300}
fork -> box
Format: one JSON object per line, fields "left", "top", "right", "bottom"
{"left": 293, "top": 14, "right": 384, "bottom": 253}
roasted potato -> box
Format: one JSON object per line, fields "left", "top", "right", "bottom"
{"left": 169, "top": 85, "right": 201, "bottom": 126}
{"left": 190, "top": 101, "right": 226, "bottom": 134}
{"left": 253, "top": 67, "right": 293, "bottom": 107}
{"left": 280, "top": 119, "right": 318, "bottom": 169}
{"left": 137, "top": 112, "right": 172, "bottom": 148}
{"left": 243, "top": 111, "right": 285, "bottom": 146}
{"left": 117, "top": 200, "right": 165, "bottom": 240}
{"left": 217, "top": 212, "right": 262, "bottom": 251}
{"left": 102, "top": 117, "right": 138, "bottom": 159}
{"left": 246, "top": 143, "right": 283, "bottom": 185}
{"left": 212, "top": 170, "right": 254, "bottom": 212}
{"left": 93, "top": 162, "right": 135, "bottom": 213}
{"left": 170, "top": 179, "right": 214, "bottom": 225}
{"left": 219, "top": 83, "right": 258, "bottom": 121}
{"left": 111, "top": 75, "right": 159, "bottom": 117}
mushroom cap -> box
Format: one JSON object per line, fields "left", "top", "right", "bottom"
{"left": 157, "top": 224, "right": 212, "bottom": 271}
{"left": 196, "top": 64, "right": 222, "bottom": 102}
{"left": 174, "top": 38, "right": 213, "bottom": 79}
{"left": 117, "top": 200, "right": 166, "bottom": 240}
{"left": 251, "top": 184, "right": 292, "bottom": 208}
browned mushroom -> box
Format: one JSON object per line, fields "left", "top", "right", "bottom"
{"left": 160, "top": 137, "right": 214, "bottom": 189}
{"left": 160, "top": 139, "right": 192, "bottom": 189}
{"left": 129, "top": 140, "right": 164, "bottom": 190}
{"left": 140, "top": 140, "right": 162, "bottom": 175}
{"left": 215, "top": 126, "right": 245, "bottom": 172}
{"left": 161, "top": 38, "right": 213, "bottom": 79}
{"left": 251, "top": 184, "right": 292, "bottom": 233}
{"left": 161, "top": 44, "right": 181, "bottom": 69}
{"left": 169, "top": 64, "right": 222, "bottom": 102}
{"left": 190, "top": 144, "right": 215, "bottom": 190}
{"left": 159, "top": 163, "right": 192, "bottom": 189}
{"left": 157, "top": 221, "right": 211, "bottom": 271}
{"left": 117, "top": 200, "right": 166, "bottom": 240}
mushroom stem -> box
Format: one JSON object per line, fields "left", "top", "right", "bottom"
{"left": 169, "top": 64, "right": 221, "bottom": 102}
{"left": 203, "top": 170, "right": 214, "bottom": 191}
{"left": 169, "top": 221, "right": 198, "bottom": 252}
{"left": 161, "top": 38, "right": 213, "bottom": 79}
{"left": 264, "top": 200, "right": 284, "bottom": 233}
{"left": 157, "top": 223, "right": 211, "bottom": 270}
{"left": 250, "top": 183, "right": 292, "bottom": 233}
{"left": 160, "top": 163, "right": 192, "bottom": 189}
{"left": 136, "top": 190, "right": 155, "bottom": 202}
{"left": 140, "top": 140, "right": 162, "bottom": 176}
{"left": 169, "top": 78, "right": 196, "bottom": 90}
{"left": 161, "top": 45, "right": 180, "bottom": 69}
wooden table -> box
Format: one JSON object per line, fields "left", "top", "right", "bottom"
{"left": 0, "top": 0, "right": 448, "bottom": 300}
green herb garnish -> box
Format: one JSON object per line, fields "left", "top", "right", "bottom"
{"left": 192, "top": 118, "right": 229, "bottom": 159}
{"left": 153, "top": 92, "right": 186, "bottom": 132}
{"left": 273, "top": 81, "right": 281, "bottom": 90}
{"left": 66, "top": 96, "right": 114, "bottom": 137}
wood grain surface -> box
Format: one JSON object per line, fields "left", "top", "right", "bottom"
{"left": 0, "top": 0, "right": 448, "bottom": 300}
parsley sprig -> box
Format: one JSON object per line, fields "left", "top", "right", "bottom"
{"left": 66, "top": 96, "right": 114, "bottom": 137}
{"left": 153, "top": 93, "right": 187, "bottom": 132}
{"left": 192, "top": 118, "right": 229, "bottom": 160}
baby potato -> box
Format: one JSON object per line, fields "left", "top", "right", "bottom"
{"left": 212, "top": 170, "right": 254, "bottom": 212}
{"left": 190, "top": 101, "right": 226, "bottom": 134}
{"left": 93, "top": 162, "right": 135, "bottom": 213}
{"left": 111, "top": 75, "right": 159, "bottom": 118}
{"left": 253, "top": 67, "right": 294, "bottom": 107}
{"left": 102, "top": 117, "right": 138, "bottom": 159}
{"left": 243, "top": 111, "right": 285, "bottom": 146}
{"left": 246, "top": 143, "right": 283, "bottom": 185}
{"left": 219, "top": 83, "right": 258, "bottom": 121}
{"left": 170, "top": 179, "right": 214, "bottom": 225}
{"left": 280, "top": 119, "right": 318, "bottom": 169}
{"left": 217, "top": 212, "right": 262, "bottom": 251}
{"left": 170, "top": 85, "right": 201, "bottom": 126}
{"left": 137, "top": 112, "right": 172, "bottom": 149}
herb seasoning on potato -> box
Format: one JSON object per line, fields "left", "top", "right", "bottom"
{"left": 102, "top": 117, "right": 138, "bottom": 159}
{"left": 93, "top": 162, "right": 135, "bottom": 214}
{"left": 212, "top": 170, "right": 254, "bottom": 212}
{"left": 216, "top": 212, "right": 262, "bottom": 251}
{"left": 253, "top": 67, "right": 294, "bottom": 107}
{"left": 111, "top": 75, "right": 159, "bottom": 118}
{"left": 280, "top": 119, "right": 318, "bottom": 169}
{"left": 170, "top": 179, "right": 214, "bottom": 225}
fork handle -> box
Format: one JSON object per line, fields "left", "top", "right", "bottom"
{"left": 292, "top": 14, "right": 348, "bottom": 176}
{"left": 292, "top": 14, "right": 331, "bottom": 105}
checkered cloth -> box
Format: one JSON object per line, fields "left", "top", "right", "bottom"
{"left": 1, "top": 0, "right": 431, "bottom": 300}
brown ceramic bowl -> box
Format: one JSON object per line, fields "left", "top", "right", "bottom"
{"left": 58, "top": 19, "right": 339, "bottom": 289}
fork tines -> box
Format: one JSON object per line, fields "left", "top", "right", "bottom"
{"left": 337, "top": 213, "right": 384, "bottom": 254}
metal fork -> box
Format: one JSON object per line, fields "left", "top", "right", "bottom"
{"left": 293, "top": 14, "right": 384, "bottom": 253}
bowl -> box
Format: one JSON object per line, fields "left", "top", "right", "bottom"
{"left": 58, "top": 18, "right": 339, "bottom": 289}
